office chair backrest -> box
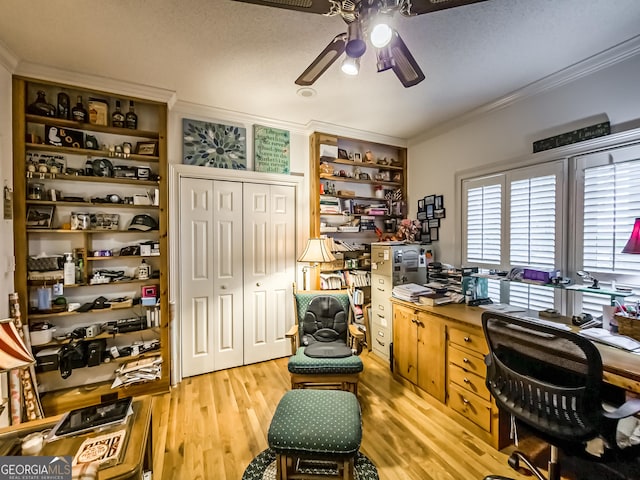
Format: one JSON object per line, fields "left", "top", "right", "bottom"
{"left": 482, "top": 313, "right": 605, "bottom": 446}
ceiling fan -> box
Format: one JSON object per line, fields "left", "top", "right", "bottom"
{"left": 234, "top": 0, "right": 487, "bottom": 88}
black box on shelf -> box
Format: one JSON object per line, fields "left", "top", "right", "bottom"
{"left": 45, "top": 125, "right": 84, "bottom": 149}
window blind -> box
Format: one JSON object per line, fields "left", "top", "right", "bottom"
{"left": 466, "top": 183, "right": 502, "bottom": 264}
{"left": 583, "top": 160, "right": 640, "bottom": 275}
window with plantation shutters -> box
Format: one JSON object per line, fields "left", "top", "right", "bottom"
{"left": 462, "top": 163, "right": 563, "bottom": 309}
{"left": 583, "top": 159, "right": 640, "bottom": 276}
{"left": 464, "top": 178, "right": 502, "bottom": 266}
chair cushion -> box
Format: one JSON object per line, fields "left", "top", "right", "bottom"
{"left": 288, "top": 347, "right": 363, "bottom": 374}
{"left": 304, "top": 341, "right": 353, "bottom": 358}
{"left": 268, "top": 389, "right": 362, "bottom": 458}
{"left": 295, "top": 292, "right": 350, "bottom": 327}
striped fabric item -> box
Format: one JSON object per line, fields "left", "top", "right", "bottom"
{"left": 0, "top": 319, "right": 35, "bottom": 371}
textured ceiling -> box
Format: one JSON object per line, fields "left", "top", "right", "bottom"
{"left": 1, "top": 0, "right": 639, "bottom": 139}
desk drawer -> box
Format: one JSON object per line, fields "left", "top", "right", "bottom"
{"left": 448, "top": 383, "right": 492, "bottom": 432}
{"left": 449, "top": 327, "right": 488, "bottom": 355}
{"left": 448, "top": 363, "right": 490, "bottom": 401}
{"left": 448, "top": 345, "right": 485, "bottom": 376}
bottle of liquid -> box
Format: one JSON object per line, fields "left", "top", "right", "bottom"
{"left": 27, "top": 90, "right": 56, "bottom": 117}
{"left": 71, "top": 96, "right": 88, "bottom": 122}
{"left": 57, "top": 92, "right": 71, "bottom": 119}
{"left": 63, "top": 253, "right": 75, "bottom": 285}
{"left": 137, "top": 259, "right": 150, "bottom": 280}
{"left": 111, "top": 100, "right": 125, "bottom": 128}
{"left": 125, "top": 100, "right": 138, "bottom": 129}
{"left": 75, "top": 255, "right": 84, "bottom": 285}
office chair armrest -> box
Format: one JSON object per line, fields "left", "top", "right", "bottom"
{"left": 602, "top": 397, "right": 640, "bottom": 420}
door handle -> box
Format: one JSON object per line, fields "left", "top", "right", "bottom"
{"left": 221, "top": 285, "right": 227, "bottom": 290}
{"left": 256, "top": 282, "right": 262, "bottom": 287}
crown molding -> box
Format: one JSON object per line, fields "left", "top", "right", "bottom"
{"left": 171, "top": 100, "right": 311, "bottom": 136}
{"left": 0, "top": 40, "right": 18, "bottom": 72}
{"left": 15, "top": 61, "right": 176, "bottom": 106}
{"left": 411, "top": 34, "right": 640, "bottom": 145}
{"left": 305, "top": 120, "right": 407, "bottom": 148}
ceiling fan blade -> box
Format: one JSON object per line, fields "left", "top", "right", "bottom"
{"left": 295, "top": 33, "right": 347, "bottom": 86}
{"left": 407, "top": 0, "right": 487, "bottom": 16}
{"left": 233, "top": 0, "right": 335, "bottom": 15}
{"left": 388, "top": 31, "right": 425, "bottom": 88}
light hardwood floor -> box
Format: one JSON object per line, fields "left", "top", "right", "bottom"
{"left": 150, "top": 351, "right": 539, "bottom": 480}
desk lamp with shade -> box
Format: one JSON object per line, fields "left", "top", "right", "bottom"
{"left": 297, "top": 238, "right": 336, "bottom": 290}
{"left": 0, "top": 318, "right": 36, "bottom": 415}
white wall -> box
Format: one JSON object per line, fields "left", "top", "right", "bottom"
{"left": 0, "top": 60, "right": 14, "bottom": 319}
{"left": 407, "top": 54, "right": 640, "bottom": 265}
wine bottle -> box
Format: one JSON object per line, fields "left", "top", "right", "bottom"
{"left": 27, "top": 90, "right": 56, "bottom": 117}
{"left": 125, "top": 100, "right": 138, "bottom": 129}
{"left": 57, "top": 92, "right": 70, "bottom": 119}
{"left": 71, "top": 96, "right": 88, "bottom": 123}
{"left": 112, "top": 100, "right": 125, "bottom": 128}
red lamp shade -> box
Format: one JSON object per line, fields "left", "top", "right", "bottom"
{"left": 622, "top": 218, "right": 640, "bottom": 254}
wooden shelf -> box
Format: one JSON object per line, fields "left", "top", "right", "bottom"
{"left": 27, "top": 228, "right": 158, "bottom": 234}
{"left": 321, "top": 193, "right": 387, "bottom": 202}
{"left": 29, "top": 305, "right": 141, "bottom": 320}
{"left": 86, "top": 255, "right": 148, "bottom": 260}
{"left": 26, "top": 142, "right": 159, "bottom": 162}
{"left": 319, "top": 174, "right": 402, "bottom": 187}
{"left": 26, "top": 171, "right": 158, "bottom": 186}
{"left": 321, "top": 157, "right": 404, "bottom": 171}
{"left": 25, "top": 114, "right": 160, "bottom": 139}
{"left": 31, "top": 327, "right": 160, "bottom": 349}
{"left": 27, "top": 278, "right": 159, "bottom": 288}
{"left": 26, "top": 200, "right": 159, "bottom": 209}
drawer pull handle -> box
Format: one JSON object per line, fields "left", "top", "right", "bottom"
{"left": 377, "top": 287, "right": 385, "bottom": 292}
{"left": 464, "top": 336, "right": 471, "bottom": 342}
{"left": 462, "top": 398, "right": 470, "bottom": 405}
{"left": 376, "top": 339, "right": 385, "bottom": 346}
{"left": 377, "top": 313, "right": 385, "bottom": 319}
{"left": 463, "top": 358, "right": 469, "bottom": 363}
{"left": 463, "top": 378, "right": 470, "bottom": 383}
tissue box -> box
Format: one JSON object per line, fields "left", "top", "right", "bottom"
{"left": 523, "top": 268, "right": 560, "bottom": 283}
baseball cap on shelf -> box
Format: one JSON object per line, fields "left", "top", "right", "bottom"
{"left": 128, "top": 214, "right": 158, "bottom": 231}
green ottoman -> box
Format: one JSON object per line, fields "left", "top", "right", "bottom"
{"left": 268, "top": 389, "right": 362, "bottom": 480}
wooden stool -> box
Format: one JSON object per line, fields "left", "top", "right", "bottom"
{"left": 268, "top": 390, "right": 362, "bottom": 480}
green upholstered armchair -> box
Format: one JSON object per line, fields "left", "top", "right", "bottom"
{"left": 285, "top": 285, "right": 365, "bottom": 394}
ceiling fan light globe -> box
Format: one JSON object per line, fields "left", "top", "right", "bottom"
{"left": 345, "top": 38, "right": 367, "bottom": 58}
{"left": 370, "top": 23, "right": 393, "bottom": 48}
{"left": 341, "top": 56, "right": 360, "bottom": 76}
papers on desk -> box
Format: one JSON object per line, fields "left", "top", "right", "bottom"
{"left": 579, "top": 328, "right": 640, "bottom": 353}
{"left": 392, "top": 283, "right": 433, "bottom": 302}
{"left": 479, "top": 303, "right": 527, "bottom": 314}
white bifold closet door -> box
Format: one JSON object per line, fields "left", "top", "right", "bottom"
{"left": 179, "top": 177, "right": 295, "bottom": 378}
{"left": 243, "top": 183, "right": 296, "bottom": 365}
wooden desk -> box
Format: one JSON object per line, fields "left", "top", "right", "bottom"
{"left": 0, "top": 396, "right": 152, "bottom": 480}
{"left": 390, "top": 300, "right": 640, "bottom": 450}
{"left": 405, "top": 302, "right": 640, "bottom": 394}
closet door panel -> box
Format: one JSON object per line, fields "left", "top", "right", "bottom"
{"left": 243, "top": 184, "right": 296, "bottom": 364}
{"left": 212, "top": 180, "right": 244, "bottom": 370}
{"left": 180, "top": 178, "right": 215, "bottom": 377}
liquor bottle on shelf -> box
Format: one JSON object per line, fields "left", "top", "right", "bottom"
{"left": 111, "top": 100, "right": 125, "bottom": 128}
{"left": 71, "top": 96, "right": 88, "bottom": 123}
{"left": 57, "top": 92, "right": 70, "bottom": 119}
{"left": 27, "top": 90, "right": 56, "bottom": 117}
{"left": 125, "top": 100, "right": 138, "bottom": 129}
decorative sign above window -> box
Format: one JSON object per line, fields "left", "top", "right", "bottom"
{"left": 533, "top": 121, "right": 610, "bottom": 153}
{"left": 254, "top": 125, "right": 290, "bottom": 174}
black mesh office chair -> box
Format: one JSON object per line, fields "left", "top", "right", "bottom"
{"left": 481, "top": 312, "right": 640, "bottom": 480}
